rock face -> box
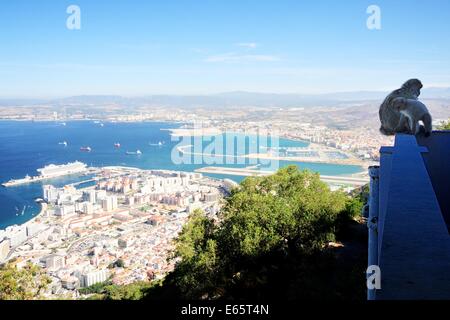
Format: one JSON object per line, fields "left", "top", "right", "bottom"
{"left": 379, "top": 79, "right": 424, "bottom": 136}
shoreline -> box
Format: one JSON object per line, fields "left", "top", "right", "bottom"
{"left": 22, "top": 202, "right": 47, "bottom": 228}
{"left": 0, "top": 201, "right": 47, "bottom": 233}
{"left": 172, "top": 129, "right": 371, "bottom": 170}
{"left": 0, "top": 121, "right": 373, "bottom": 231}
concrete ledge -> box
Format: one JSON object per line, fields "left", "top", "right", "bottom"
{"left": 376, "top": 134, "right": 450, "bottom": 300}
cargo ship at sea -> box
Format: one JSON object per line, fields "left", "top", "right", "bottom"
{"left": 2, "top": 161, "right": 88, "bottom": 187}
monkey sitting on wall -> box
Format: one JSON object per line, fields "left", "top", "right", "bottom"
{"left": 392, "top": 97, "right": 432, "bottom": 137}
{"left": 379, "top": 79, "right": 423, "bottom": 136}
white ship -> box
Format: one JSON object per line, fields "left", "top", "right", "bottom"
{"left": 37, "top": 161, "right": 87, "bottom": 178}
{"left": 149, "top": 141, "right": 164, "bottom": 146}
{"left": 126, "top": 150, "right": 142, "bottom": 155}
{"left": 2, "top": 161, "right": 88, "bottom": 187}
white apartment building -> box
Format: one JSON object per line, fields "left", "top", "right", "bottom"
{"left": 55, "top": 204, "right": 76, "bottom": 216}
{"left": 0, "top": 239, "right": 10, "bottom": 262}
{"left": 42, "top": 254, "right": 66, "bottom": 271}
{"left": 79, "top": 269, "right": 108, "bottom": 287}
{"left": 101, "top": 196, "right": 118, "bottom": 212}
{"left": 7, "top": 226, "right": 27, "bottom": 247}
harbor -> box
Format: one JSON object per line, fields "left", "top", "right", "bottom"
{"left": 0, "top": 121, "right": 367, "bottom": 230}
{"left": 2, "top": 162, "right": 90, "bottom": 187}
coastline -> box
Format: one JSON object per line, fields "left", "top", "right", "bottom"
{"left": 170, "top": 128, "right": 371, "bottom": 170}
{"left": 23, "top": 202, "right": 47, "bottom": 228}
{"left": 0, "top": 121, "right": 373, "bottom": 231}
{"left": 2, "top": 202, "right": 48, "bottom": 232}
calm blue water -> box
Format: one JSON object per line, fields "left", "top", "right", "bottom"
{"left": 0, "top": 121, "right": 363, "bottom": 229}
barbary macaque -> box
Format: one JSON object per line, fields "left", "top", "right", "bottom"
{"left": 392, "top": 97, "right": 432, "bottom": 137}
{"left": 379, "top": 79, "right": 423, "bottom": 135}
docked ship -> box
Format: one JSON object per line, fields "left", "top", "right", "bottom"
{"left": 2, "top": 161, "right": 88, "bottom": 187}
{"left": 37, "top": 161, "right": 87, "bottom": 178}
{"left": 80, "top": 146, "right": 92, "bottom": 152}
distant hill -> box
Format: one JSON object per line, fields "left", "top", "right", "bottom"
{"left": 2, "top": 87, "right": 450, "bottom": 108}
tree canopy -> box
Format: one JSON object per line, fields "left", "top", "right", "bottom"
{"left": 0, "top": 261, "right": 51, "bottom": 300}
{"left": 144, "top": 165, "right": 367, "bottom": 300}
{"left": 438, "top": 119, "right": 450, "bottom": 130}
{"left": 1, "top": 166, "right": 367, "bottom": 300}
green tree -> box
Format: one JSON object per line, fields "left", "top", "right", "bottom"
{"left": 438, "top": 119, "right": 450, "bottom": 130}
{"left": 0, "top": 262, "right": 51, "bottom": 300}
{"left": 102, "top": 282, "right": 152, "bottom": 300}
{"left": 115, "top": 259, "right": 125, "bottom": 268}
{"left": 147, "top": 166, "right": 366, "bottom": 300}
{"left": 78, "top": 280, "right": 112, "bottom": 295}
{"left": 167, "top": 209, "right": 219, "bottom": 298}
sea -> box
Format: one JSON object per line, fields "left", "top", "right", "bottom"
{"left": 0, "top": 120, "right": 364, "bottom": 229}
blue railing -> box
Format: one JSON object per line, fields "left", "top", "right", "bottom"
{"left": 368, "top": 133, "right": 450, "bottom": 300}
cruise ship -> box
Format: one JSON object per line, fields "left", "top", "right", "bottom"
{"left": 2, "top": 161, "right": 88, "bottom": 187}
{"left": 37, "top": 161, "right": 87, "bottom": 178}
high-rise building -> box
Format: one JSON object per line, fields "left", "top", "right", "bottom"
{"left": 26, "top": 223, "right": 44, "bottom": 237}
{"left": 43, "top": 185, "right": 58, "bottom": 202}
{"left": 0, "top": 239, "right": 10, "bottom": 262}
{"left": 55, "top": 204, "right": 76, "bottom": 216}
{"left": 79, "top": 269, "right": 108, "bottom": 287}
{"left": 41, "top": 254, "right": 65, "bottom": 271}
{"left": 101, "top": 196, "right": 118, "bottom": 212}
{"left": 8, "top": 227, "right": 27, "bottom": 247}
{"left": 82, "top": 190, "right": 97, "bottom": 204}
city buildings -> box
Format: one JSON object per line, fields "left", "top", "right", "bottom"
{"left": 0, "top": 167, "right": 224, "bottom": 298}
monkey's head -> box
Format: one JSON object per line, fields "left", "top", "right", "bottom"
{"left": 401, "top": 79, "right": 423, "bottom": 99}
{"left": 392, "top": 97, "right": 407, "bottom": 110}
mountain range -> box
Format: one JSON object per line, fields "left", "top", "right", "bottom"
{"left": 2, "top": 87, "right": 450, "bottom": 108}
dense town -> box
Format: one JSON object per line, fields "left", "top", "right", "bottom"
{"left": 0, "top": 167, "right": 234, "bottom": 298}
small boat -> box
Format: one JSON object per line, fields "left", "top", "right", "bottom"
{"left": 59, "top": 141, "right": 68, "bottom": 147}
{"left": 149, "top": 141, "right": 164, "bottom": 146}
{"left": 61, "top": 122, "right": 67, "bottom": 126}
{"left": 100, "top": 123, "right": 104, "bottom": 127}
{"left": 21, "top": 205, "right": 26, "bottom": 216}
{"left": 114, "top": 143, "right": 121, "bottom": 148}
{"left": 80, "top": 146, "right": 92, "bottom": 152}
{"left": 126, "top": 150, "right": 142, "bottom": 155}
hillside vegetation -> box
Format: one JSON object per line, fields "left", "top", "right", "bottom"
{"left": 0, "top": 166, "right": 368, "bottom": 300}
{"left": 137, "top": 166, "right": 367, "bottom": 300}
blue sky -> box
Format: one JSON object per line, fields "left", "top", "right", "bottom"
{"left": 1, "top": 0, "right": 450, "bottom": 98}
